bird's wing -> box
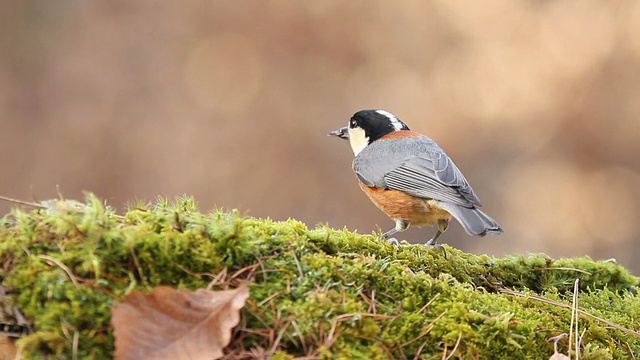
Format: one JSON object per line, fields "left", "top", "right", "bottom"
{"left": 354, "top": 136, "right": 482, "bottom": 208}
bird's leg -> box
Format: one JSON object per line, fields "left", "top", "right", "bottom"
{"left": 382, "top": 220, "right": 409, "bottom": 246}
{"left": 425, "top": 219, "right": 448, "bottom": 256}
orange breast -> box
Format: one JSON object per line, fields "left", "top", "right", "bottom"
{"left": 358, "top": 181, "right": 453, "bottom": 226}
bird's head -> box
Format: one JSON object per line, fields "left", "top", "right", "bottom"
{"left": 329, "top": 109, "right": 409, "bottom": 156}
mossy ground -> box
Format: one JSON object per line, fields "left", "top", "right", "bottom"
{"left": 0, "top": 194, "right": 638, "bottom": 359}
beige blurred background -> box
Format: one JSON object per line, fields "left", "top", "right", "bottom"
{"left": 1, "top": 1, "right": 639, "bottom": 273}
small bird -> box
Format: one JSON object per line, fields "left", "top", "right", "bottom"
{"left": 329, "top": 109, "right": 503, "bottom": 250}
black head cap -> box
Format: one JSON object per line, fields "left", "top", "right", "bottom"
{"left": 349, "top": 109, "right": 410, "bottom": 144}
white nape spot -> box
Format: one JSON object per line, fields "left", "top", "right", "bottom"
{"left": 375, "top": 110, "right": 403, "bottom": 131}
{"left": 348, "top": 127, "right": 369, "bottom": 156}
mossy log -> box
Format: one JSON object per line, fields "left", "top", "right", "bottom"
{"left": 0, "top": 194, "right": 638, "bottom": 359}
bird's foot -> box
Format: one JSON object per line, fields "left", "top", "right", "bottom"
{"left": 386, "top": 237, "right": 400, "bottom": 246}
{"left": 424, "top": 238, "right": 447, "bottom": 258}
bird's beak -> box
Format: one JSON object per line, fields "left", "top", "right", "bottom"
{"left": 328, "top": 126, "right": 349, "bottom": 140}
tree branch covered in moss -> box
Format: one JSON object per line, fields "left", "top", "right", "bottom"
{"left": 0, "top": 194, "right": 638, "bottom": 359}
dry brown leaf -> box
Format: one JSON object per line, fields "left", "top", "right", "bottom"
{"left": 111, "top": 284, "right": 249, "bottom": 360}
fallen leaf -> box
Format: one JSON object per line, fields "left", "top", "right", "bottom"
{"left": 112, "top": 284, "right": 249, "bottom": 360}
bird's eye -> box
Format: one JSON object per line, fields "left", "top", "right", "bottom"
{"left": 350, "top": 120, "right": 357, "bottom": 128}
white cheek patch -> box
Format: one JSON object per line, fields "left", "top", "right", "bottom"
{"left": 348, "top": 127, "right": 369, "bottom": 156}
{"left": 375, "top": 109, "right": 403, "bottom": 131}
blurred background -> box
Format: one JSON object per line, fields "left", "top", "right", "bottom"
{"left": 1, "top": 1, "right": 639, "bottom": 273}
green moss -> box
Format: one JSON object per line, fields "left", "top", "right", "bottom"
{"left": 0, "top": 194, "right": 638, "bottom": 359}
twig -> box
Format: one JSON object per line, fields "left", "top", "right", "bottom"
{"left": 0, "top": 195, "right": 46, "bottom": 209}
{"left": 38, "top": 255, "right": 79, "bottom": 286}
{"left": 537, "top": 267, "right": 592, "bottom": 276}
{"left": 72, "top": 330, "right": 79, "bottom": 360}
{"left": 568, "top": 279, "right": 579, "bottom": 359}
{"left": 291, "top": 320, "right": 308, "bottom": 355}
{"left": 500, "top": 287, "right": 640, "bottom": 338}
{"left": 129, "top": 242, "right": 145, "bottom": 286}
{"left": 413, "top": 338, "right": 430, "bottom": 360}
{"left": 574, "top": 279, "right": 580, "bottom": 360}
{"left": 291, "top": 250, "right": 305, "bottom": 279}
{"left": 418, "top": 293, "right": 441, "bottom": 314}
{"left": 444, "top": 331, "right": 463, "bottom": 360}
{"left": 400, "top": 310, "right": 447, "bottom": 347}
{"left": 257, "top": 290, "right": 286, "bottom": 307}
{"left": 371, "top": 289, "right": 376, "bottom": 314}
{"left": 624, "top": 341, "right": 636, "bottom": 360}
{"left": 268, "top": 320, "right": 291, "bottom": 356}
{"left": 230, "top": 263, "right": 261, "bottom": 281}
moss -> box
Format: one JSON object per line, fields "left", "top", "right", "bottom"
{"left": 0, "top": 194, "right": 638, "bottom": 359}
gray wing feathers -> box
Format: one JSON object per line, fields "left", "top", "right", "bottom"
{"left": 435, "top": 201, "right": 503, "bottom": 236}
{"left": 354, "top": 137, "right": 482, "bottom": 207}
{"left": 385, "top": 158, "right": 481, "bottom": 207}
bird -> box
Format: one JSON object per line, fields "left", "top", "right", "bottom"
{"left": 329, "top": 109, "right": 503, "bottom": 250}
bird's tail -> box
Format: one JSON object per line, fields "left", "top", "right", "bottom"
{"left": 436, "top": 202, "right": 503, "bottom": 237}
